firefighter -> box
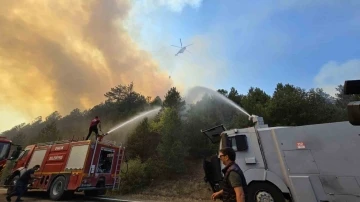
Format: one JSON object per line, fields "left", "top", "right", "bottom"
{"left": 86, "top": 116, "right": 102, "bottom": 140}
{"left": 211, "top": 147, "right": 248, "bottom": 202}
{"left": 6, "top": 164, "right": 41, "bottom": 202}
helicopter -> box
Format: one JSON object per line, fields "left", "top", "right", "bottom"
{"left": 171, "top": 38, "right": 193, "bottom": 56}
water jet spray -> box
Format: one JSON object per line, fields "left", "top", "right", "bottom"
{"left": 185, "top": 86, "right": 251, "bottom": 117}
{"left": 97, "top": 107, "right": 161, "bottom": 141}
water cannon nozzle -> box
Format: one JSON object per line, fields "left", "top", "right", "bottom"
{"left": 249, "top": 114, "right": 258, "bottom": 122}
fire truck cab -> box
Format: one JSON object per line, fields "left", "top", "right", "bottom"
{"left": 0, "top": 137, "right": 12, "bottom": 177}
{"left": 3, "top": 138, "right": 125, "bottom": 201}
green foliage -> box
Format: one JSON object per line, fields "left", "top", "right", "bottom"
{"left": 241, "top": 87, "right": 270, "bottom": 117}
{"left": 156, "top": 108, "right": 188, "bottom": 174}
{"left": 335, "top": 84, "right": 360, "bottom": 109}
{"left": 45, "top": 111, "right": 62, "bottom": 122}
{"left": 266, "top": 83, "right": 348, "bottom": 126}
{"left": 104, "top": 82, "right": 148, "bottom": 116}
{"left": 126, "top": 118, "right": 161, "bottom": 162}
{"left": 143, "top": 156, "right": 165, "bottom": 179}
{"left": 182, "top": 98, "right": 224, "bottom": 158}
{"left": 306, "top": 88, "right": 342, "bottom": 124}
{"left": 36, "top": 121, "right": 61, "bottom": 143}
{"left": 11, "top": 132, "right": 26, "bottom": 147}
{"left": 119, "top": 157, "right": 149, "bottom": 194}
{"left": 267, "top": 83, "right": 309, "bottom": 126}
{"left": 162, "top": 87, "right": 186, "bottom": 111}
{"left": 118, "top": 156, "right": 165, "bottom": 194}
{"left": 217, "top": 89, "right": 228, "bottom": 96}
{"left": 150, "top": 96, "right": 162, "bottom": 107}
{"left": 227, "top": 87, "right": 243, "bottom": 106}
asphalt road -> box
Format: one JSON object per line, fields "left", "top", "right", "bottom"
{"left": 0, "top": 189, "right": 141, "bottom": 202}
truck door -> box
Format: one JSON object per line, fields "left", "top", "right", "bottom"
{"left": 14, "top": 145, "right": 35, "bottom": 169}
{"left": 201, "top": 125, "right": 226, "bottom": 192}
{"left": 201, "top": 124, "right": 226, "bottom": 144}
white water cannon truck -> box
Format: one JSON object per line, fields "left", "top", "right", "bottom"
{"left": 202, "top": 79, "right": 360, "bottom": 202}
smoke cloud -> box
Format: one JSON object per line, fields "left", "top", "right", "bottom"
{"left": 0, "top": 0, "right": 173, "bottom": 131}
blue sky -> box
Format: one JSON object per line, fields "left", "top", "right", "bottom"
{"left": 127, "top": 0, "right": 360, "bottom": 97}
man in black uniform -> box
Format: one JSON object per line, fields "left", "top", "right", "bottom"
{"left": 6, "top": 164, "right": 41, "bottom": 202}
{"left": 211, "top": 147, "right": 248, "bottom": 202}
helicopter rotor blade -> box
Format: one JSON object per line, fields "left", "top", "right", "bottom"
{"left": 171, "top": 45, "right": 181, "bottom": 48}
{"left": 180, "top": 38, "right": 182, "bottom": 47}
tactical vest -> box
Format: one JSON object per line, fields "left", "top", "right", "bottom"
{"left": 221, "top": 162, "right": 248, "bottom": 202}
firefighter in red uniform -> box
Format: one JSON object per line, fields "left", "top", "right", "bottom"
{"left": 86, "top": 116, "right": 102, "bottom": 140}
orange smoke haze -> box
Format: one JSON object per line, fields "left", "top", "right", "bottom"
{"left": 0, "top": 0, "right": 173, "bottom": 132}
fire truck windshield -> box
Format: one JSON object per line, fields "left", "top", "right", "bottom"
{"left": 0, "top": 142, "right": 11, "bottom": 160}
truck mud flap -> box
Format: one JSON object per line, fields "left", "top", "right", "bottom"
{"left": 289, "top": 176, "right": 318, "bottom": 202}
{"left": 203, "top": 155, "right": 223, "bottom": 192}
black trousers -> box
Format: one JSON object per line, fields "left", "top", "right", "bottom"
{"left": 86, "top": 125, "right": 99, "bottom": 140}
{"left": 7, "top": 181, "right": 26, "bottom": 201}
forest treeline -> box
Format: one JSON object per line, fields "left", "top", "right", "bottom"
{"left": 1, "top": 82, "right": 359, "bottom": 193}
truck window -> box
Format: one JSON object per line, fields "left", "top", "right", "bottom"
{"left": 66, "top": 145, "right": 89, "bottom": 170}
{"left": 16, "top": 149, "right": 30, "bottom": 161}
{"left": 227, "top": 135, "right": 249, "bottom": 151}
{"left": 97, "top": 148, "right": 114, "bottom": 174}
{"left": 0, "top": 142, "right": 11, "bottom": 160}
{"left": 234, "top": 135, "right": 248, "bottom": 151}
{"left": 27, "top": 149, "right": 47, "bottom": 169}
{"left": 230, "top": 138, "right": 238, "bottom": 151}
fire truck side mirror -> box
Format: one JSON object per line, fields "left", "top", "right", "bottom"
{"left": 344, "top": 80, "right": 360, "bottom": 126}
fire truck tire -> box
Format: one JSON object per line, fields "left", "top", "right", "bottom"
{"left": 84, "top": 189, "right": 106, "bottom": 196}
{"left": 84, "top": 188, "right": 107, "bottom": 196}
{"left": 98, "top": 189, "right": 107, "bottom": 196}
{"left": 247, "top": 182, "right": 286, "bottom": 202}
{"left": 84, "top": 180, "right": 106, "bottom": 196}
{"left": 49, "top": 176, "right": 66, "bottom": 201}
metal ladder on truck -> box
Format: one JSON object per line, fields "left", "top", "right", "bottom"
{"left": 113, "top": 145, "right": 125, "bottom": 191}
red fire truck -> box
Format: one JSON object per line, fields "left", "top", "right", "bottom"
{"left": 3, "top": 137, "right": 125, "bottom": 200}
{"left": 0, "top": 137, "right": 13, "bottom": 178}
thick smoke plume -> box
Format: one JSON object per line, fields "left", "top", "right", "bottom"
{"left": 0, "top": 0, "right": 173, "bottom": 130}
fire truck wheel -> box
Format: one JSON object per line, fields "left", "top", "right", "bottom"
{"left": 49, "top": 176, "right": 66, "bottom": 201}
{"left": 84, "top": 180, "right": 106, "bottom": 196}
{"left": 97, "top": 180, "right": 107, "bottom": 196}
{"left": 97, "top": 188, "right": 107, "bottom": 195}
{"left": 247, "top": 182, "right": 286, "bottom": 202}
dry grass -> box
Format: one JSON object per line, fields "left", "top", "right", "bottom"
{"left": 116, "top": 158, "right": 214, "bottom": 202}
{"left": 118, "top": 194, "right": 213, "bottom": 202}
